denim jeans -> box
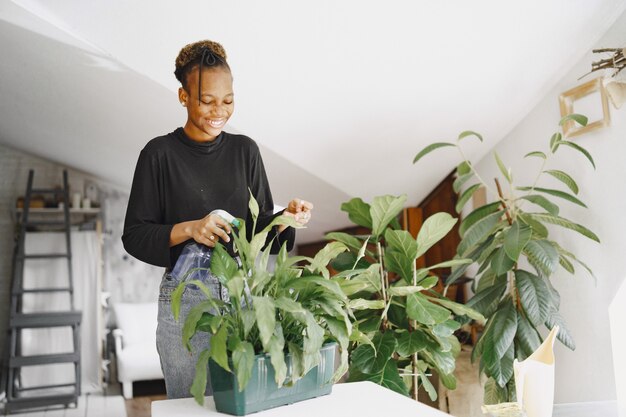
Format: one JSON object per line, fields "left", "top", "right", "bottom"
{"left": 156, "top": 256, "right": 228, "bottom": 399}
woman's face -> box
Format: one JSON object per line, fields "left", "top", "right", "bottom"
{"left": 179, "top": 66, "right": 234, "bottom": 142}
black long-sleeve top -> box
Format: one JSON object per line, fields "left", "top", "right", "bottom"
{"left": 122, "top": 128, "right": 295, "bottom": 269}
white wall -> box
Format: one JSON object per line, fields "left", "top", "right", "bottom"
{"left": 471, "top": 10, "right": 626, "bottom": 404}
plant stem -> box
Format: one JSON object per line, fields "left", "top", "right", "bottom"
{"left": 456, "top": 144, "right": 500, "bottom": 203}
{"left": 412, "top": 353, "right": 419, "bottom": 401}
{"left": 494, "top": 178, "right": 513, "bottom": 225}
{"left": 377, "top": 241, "right": 389, "bottom": 330}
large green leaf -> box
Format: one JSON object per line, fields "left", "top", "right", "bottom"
{"left": 252, "top": 296, "right": 275, "bottom": 348}
{"left": 248, "top": 189, "right": 260, "bottom": 221}
{"left": 413, "top": 142, "right": 455, "bottom": 164}
{"left": 325, "top": 232, "right": 364, "bottom": 252}
{"left": 487, "top": 344, "right": 514, "bottom": 388}
{"left": 420, "top": 338, "right": 456, "bottom": 374}
{"left": 190, "top": 349, "right": 211, "bottom": 405}
{"left": 557, "top": 140, "right": 595, "bottom": 169}
{"left": 288, "top": 342, "right": 305, "bottom": 380}
{"left": 396, "top": 329, "right": 428, "bottom": 357}
{"left": 349, "top": 299, "right": 386, "bottom": 310}
{"left": 371, "top": 195, "right": 407, "bottom": 237}
{"left": 459, "top": 202, "right": 502, "bottom": 236}
{"left": 518, "top": 212, "right": 549, "bottom": 238}
{"left": 494, "top": 152, "right": 512, "bottom": 184}
{"left": 341, "top": 198, "right": 372, "bottom": 229}
{"left": 523, "top": 240, "right": 559, "bottom": 277}
{"left": 458, "top": 130, "right": 483, "bottom": 142}
{"left": 455, "top": 184, "right": 481, "bottom": 213}
{"left": 515, "top": 312, "right": 541, "bottom": 359}
{"left": 430, "top": 296, "right": 486, "bottom": 323}
{"left": 418, "top": 369, "right": 438, "bottom": 401}
{"left": 232, "top": 340, "right": 255, "bottom": 391}
{"left": 432, "top": 320, "right": 462, "bottom": 338}
{"left": 467, "top": 275, "right": 507, "bottom": 317}
{"left": 491, "top": 246, "right": 515, "bottom": 275}
{"left": 457, "top": 161, "right": 472, "bottom": 175}
{"left": 210, "top": 243, "right": 239, "bottom": 284}
{"left": 351, "top": 332, "right": 397, "bottom": 374}
{"left": 550, "top": 133, "right": 562, "bottom": 153}
{"left": 503, "top": 221, "right": 532, "bottom": 262}
{"left": 416, "top": 212, "right": 458, "bottom": 258}
{"left": 406, "top": 293, "right": 451, "bottom": 325}
{"left": 388, "top": 285, "right": 427, "bottom": 296}
{"left": 210, "top": 325, "right": 230, "bottom": 372}
{"left": 545, "top": 309, "right": 576, "bottom": 350}
{"left": 519, "top": 195, "right": 559, "bottom": 216}
{"left": 384, "top": 249, "right": 415, "bottom": 283}
{"left": 485, "top": 299, "right": 518, "bottom": 359}
{"left": 483, "top": 377, "right": 508, "bottom": 405}
{"left": 182, "top": 300, "right": 224, "bottom": 350}
{"left": 267, "top": 325, "right": 287, "bottom": 386}
{"left": 385, "top": 229, "right": 418, "bottom": 260}
{"left": 544, "top": 170, "right": 579, "bottom": 194}
{"left": 289, "top": 276, "right": 346, "bottom": 301}
{"left": 364, "top": 359, "right": 410, "bottom": 396}
{"left": 309, "top": 241, "right": 349, "bottom": 278}
{"left": 517, "top": 187, "right": 587, "bottom": 208}
{"left": 529, "top": 213, "right": 600, "bottom": 243}
{"left": 457, "top": 211, "right": 503, "bottom": 256}
{"left": 515, "top": 270, "right": 552, "bottom": 327}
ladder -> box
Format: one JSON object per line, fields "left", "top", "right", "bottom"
{"left": 3, "top": 170, "right": 82, "bottom": 412}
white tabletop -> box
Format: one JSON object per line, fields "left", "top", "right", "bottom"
{"left": 152, "top": 381, "right": 452, "bottom": 417}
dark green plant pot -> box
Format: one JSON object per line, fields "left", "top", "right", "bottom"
{"left": 209, "top": 342, "right": 336, "bottom": 416}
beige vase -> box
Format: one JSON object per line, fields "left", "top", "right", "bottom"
{"left": 513, "top": 325, "right": 560, "bottom": 417}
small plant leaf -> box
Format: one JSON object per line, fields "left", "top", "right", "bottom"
{"left": 457, "top": 211, "right": 503, "bottom": 256}
{"left": 385, "top": 229, "right": 418, "bottom": 260}
{"left": 248, "top": 189, "right": 259, "bottom": 221}
{"left": 529, "top": 213, "right": 600, "bottom": 243}
{"left": 519, "top": 195, "right": 559, "bottom": 216}
{"left": 559, "top": 113, "right": 588, "bottom": 127}
{"left": 190, "top": 349, "right": 211, "bottom": 405}
{"left": 544, "top": 170, "right": 579, "bottom": 194}
{"left": 545, "top": 309, "right": 576, "bottom": 350}
{"left": 517, "top": 186, "right": 587, "bottom": 208}
{"left": 348, "top": 299, "right": 386, "bottom": 310}
{"left": 364, "top": 359, "right": 410, "bottom": 396}
{"left": 429, "top": 296, "right": 485, "bottom": 323}
{"left": 458, "top": 130, "right": 483, "bottom": 142}
{"left": 340, "top": 198, "right": 373, "bottom": 229}
{"left": 453, "top": 173, "right": 474, "bottom": 193}
{"left": 325, "top": 232, "right": 364, "bottom": 252}
{"left": 494, "top": 152, "right": 512, "bottom": 184}
{"left": 515, "top": 311, "right": 541, "bottom": 358}
{"left": 557, "top": 140, "right": 596, "bottom": 169}
{"left": 484, "top": 377, "right": 508, "bottom": 405}
{"left": 524, "top": 151, "right": 546, "bottom": 159}
{"left": 457, "top": 160, "right": 472, "bottom": 175}
{"left": 523, "top": 239, "right": 559, "bottom": 277}
{"left": 455, "top": 184, "right": 481, "bottom": 214}
{"left": 550, "top": 133, "right": 562, "bottom": 153}
{"left": 413, "top": 142, "right": 455, "bottom": 164}
{"left": 503, "top": 221, "right": 532, "bottom": 262}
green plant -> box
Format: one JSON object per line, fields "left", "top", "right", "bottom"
{"left": 413, "top": 114, "right": 599, "bottom": 403}
{"left": 328, "top": 195, "right": 484, "bottom": 401}
{"left": 172, "top": 193, "right": 352, "bottom": 405}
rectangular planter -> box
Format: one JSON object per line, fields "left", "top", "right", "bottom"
{"left": 209, "top": 343, "right": 336, "bottom": 415}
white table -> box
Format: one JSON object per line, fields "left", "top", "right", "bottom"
{"left": 152, "top": 381, "right": 452, "bottom": 417}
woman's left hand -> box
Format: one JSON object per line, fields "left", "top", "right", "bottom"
{"left": 281, "top": 198, "right": 314, "bottom": 230}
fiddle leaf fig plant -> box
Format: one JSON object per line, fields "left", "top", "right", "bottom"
{"left": 172, "top": 194, "right": 351, "bottom": 405}
{"left": 328, "top": 194, "right": 484, "bottom": 401}
{"left": 413, "top": 114, "right": 599, "bottom": 403}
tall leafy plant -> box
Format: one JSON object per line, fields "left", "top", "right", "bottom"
{"left": 413, "top": 115, "right": 599, "bottom": 402}
{"left": 328, "top": 194, "right": 484, "bottom": 400}
{"left": 172, "top": 193, "right": 352, "bottom": 405}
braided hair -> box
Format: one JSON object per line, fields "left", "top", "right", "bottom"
{"left": 174, "top": 40, "right": 231, "bottom": 105}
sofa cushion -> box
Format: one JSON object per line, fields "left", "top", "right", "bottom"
{"left": 117, "top": 343, "right": 164, "bottom": 382}
{"left": 113, "top": 302, "right": 158, "bottom": 348}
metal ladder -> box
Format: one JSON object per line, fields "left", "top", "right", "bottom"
{"left": 3, "top": 170, "right": 82, "bottom": 412}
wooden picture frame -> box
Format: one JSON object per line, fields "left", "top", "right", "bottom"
{"left": 559, "top": 77, "right": 610, "bottom": 138}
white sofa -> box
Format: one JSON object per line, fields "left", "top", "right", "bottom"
{"left": 112, "top": 302, "right": 164, "bottom": 399}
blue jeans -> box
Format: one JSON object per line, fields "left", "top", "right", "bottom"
{"left": 156, "top": 265, "right": 228, "bottom": 399}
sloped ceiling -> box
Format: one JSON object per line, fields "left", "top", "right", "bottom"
{"left": 1, "top": 0, "right": 625, "bottom": 243}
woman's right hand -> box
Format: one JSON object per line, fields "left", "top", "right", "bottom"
{"left": 188, "top": 213, "right": 232, "bottom": 248}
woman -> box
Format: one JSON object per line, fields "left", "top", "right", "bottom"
{"left": 122, "top": 40, "right": 313, "bottom": 399}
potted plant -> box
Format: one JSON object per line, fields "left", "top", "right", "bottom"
{"left": 412, "top": 114, "right": 599, "bottom": 403}
{"left": 172, "top": 194, "right": 352, "bottom": 415}
{"left": 327, "top": 194, "right": 484, "bottom": 401}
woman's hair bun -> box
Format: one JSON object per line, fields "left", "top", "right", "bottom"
{"left": 174, "top": 40, "right": 229, "bottom": 85}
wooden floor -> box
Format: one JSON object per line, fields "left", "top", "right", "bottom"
{"left": 124, "top": 395, "right": 166, "bottom": 417}
{"left": 3, "top": 392, "right": 126, "bottom": 417}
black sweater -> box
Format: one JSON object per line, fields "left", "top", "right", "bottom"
{"left": 122, "top": 128, "right": 295, "bottom": 269}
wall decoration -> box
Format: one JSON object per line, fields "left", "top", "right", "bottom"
{"left": 559, "top": 77, "right": 610, "bottom": 138}
{"left": 581, "top": 47, "right": 626, "bottom": 109}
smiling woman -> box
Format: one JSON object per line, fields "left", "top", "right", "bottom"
{"left": 122, "top": 40, "right": 314, "bottom": 400}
